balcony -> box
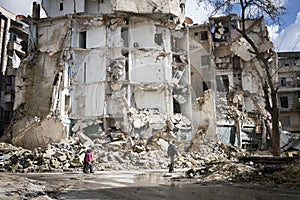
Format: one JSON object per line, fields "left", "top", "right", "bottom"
{"left": 7, "top": 40, "right": 25, "bottom": 55}
{"left": 278, "top": 87, "right": 300, "bottom": 93}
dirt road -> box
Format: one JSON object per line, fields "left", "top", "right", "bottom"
{"left": 1, "top": 170, "right": 300, "bottom": 200}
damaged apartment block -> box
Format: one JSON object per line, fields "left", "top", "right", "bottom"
{"left": 209, "top": 14, "right": 278, "bottom": 150}
{"left": 1, "top": 1, "right": 282, "bottom": 153}
{"left": 7, "top": 0, "right": 193, "bottom": 149}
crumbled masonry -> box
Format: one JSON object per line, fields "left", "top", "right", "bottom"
{"left": 1, "top": 135, "right": 299, "bottom": 187}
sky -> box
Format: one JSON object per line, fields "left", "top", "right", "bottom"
{"left": 0, "top": 0, "right": 299, "bottom": 52}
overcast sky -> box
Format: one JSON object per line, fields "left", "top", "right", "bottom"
{"left": 0, "top": 0, "right": 299, "bottom": 52}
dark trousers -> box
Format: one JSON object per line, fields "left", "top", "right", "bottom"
{"left": 169, "top": 156, "right": 175, "bottom": 173}
{"left": 83, "top": 162, "right": 93, "bottom": 173}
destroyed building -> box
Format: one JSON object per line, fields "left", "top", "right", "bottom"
{"left": 5, "top": 0, "right": 195, "bottom": 149}
{"left": 0, "top": 1, "right": 282, "bottom": 153}
{"left": 0, "top": 7, "right": 28, "bottom": 135}
{"left": 208, "top": 14, "right": 278, "bottom": 150}
{"left": 277, "top": 51, "right": 300, "bottom": 133}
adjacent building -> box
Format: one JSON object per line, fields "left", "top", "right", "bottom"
{"left": 277, "top": 52, "right": 300, "bottom": 133}
{"left": 0, "top": 7, "right": 28, "bottom": 135}
{"left": 208, "top": 14, "right": 277, "bottom": 149}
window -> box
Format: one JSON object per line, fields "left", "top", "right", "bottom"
{"left": 4, "top": 110, "right": 10, "bottom": 122}
{"left": 154, "top": 33, "right": 163, "bottom": 46}
{"left": 203, "top": 81, "right": 211, "bottom": 91}
{"left": 60, "top": 3, "right": 64, "bottom": 11}
{"left": 79, "top": 31, "right": 86, "bottom": 48}
{"left": 200, "top": 31, "right": 208, "bottom": 40}
{"left": 201, "top": 55, "right": 210, "bottom": 66}
{"left": 280, "top": 77, "right": 286, "bottom": 86}
{"left": 121, "top": 27, "right": 129, "bottom": 47}
{"left": 280, "top": 96, "right": 289, "bottom": 108}
{"left": 9, "top": 33, "right": 17, "bottom": 41}
{"left": 216, "top": 75, "right": 229, "bottom": 92}
{"left": 180, "top": 3, "right": 185, "bottom": 14}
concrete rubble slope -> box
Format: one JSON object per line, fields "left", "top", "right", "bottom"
{"left": 1, "top": 130, "right": 299, "bottom": 189}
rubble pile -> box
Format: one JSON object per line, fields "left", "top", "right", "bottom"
{"left": 0, "top": 138, "right": 85, "bottom": 173}
{"left": 183, "top": 150, "right": 300, "bottom": 187}
{"left": 1, "top": 130, "right": 299, "bottom": 188}
{"left": 0, "top": 130, "right": 242, "bottom": 173}
{"left": 216, "top": 92, "right": 239, "bottom": 120}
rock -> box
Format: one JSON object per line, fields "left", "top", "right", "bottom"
{"left": 77, "top": 132, "right": 94, "bottom": 147}
{"left": 50, "top": 159, "right": 60, "bottom": 168}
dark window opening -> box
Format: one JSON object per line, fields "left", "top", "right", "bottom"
{"left": 180, "top": 3, "right": 185, "bottom": 14}
{"left": 20, "top": 40, "right": 28, "bottom": 51}
{"left": 9, "top": 33, "right": 17, "bottom": 41}
{"left": 65, "top": 95, "right": 70, "bottom": 113}
{"left": 233, "top": 56, "right": 241, "bottom": 69}
{"left": 154, "top": 33, "right": 163, "bottom": 46}
{"left": 280, "top": 96, "right": 289, "bottom": 108}
{"left": 200, "top": 31, "right": 208, "bottom": 40}
{"left": 4, "top": 111, "right": 10, "bottom": 122}
{"left": 121, "top": 27, "right": 129, "bottom": 47}
{"left": 216, "top": 75, "right": 229, "bottom": 92}
{"left": 60, "top": 3, "right": 64, "bottom": 11}
{"left": 203, "top": 81, "right": 211, "bottom": 92}
{"left": 280, "top": 78, "right": 286, "bottom": 86}
{"left": 79, "top": 31, "right": 86, "bottom": 48}
{"left": 173, "top": 98, "right": 181, "bottom": 113}
{"left": 84, "top": 62, "right": 87, "bottom": 83}
{"left": 122, "top": 52, "right": 129, "bottom": 80}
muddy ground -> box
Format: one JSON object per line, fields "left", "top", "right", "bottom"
{"left": 1, "top": 170, "right": 300, "bottom": 200}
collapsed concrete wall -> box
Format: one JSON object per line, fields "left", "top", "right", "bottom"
{"left": 1, "top": 19, "right": 72, "bottom": 149}
{"left": 188, "top": 24, "right": 217, "bottom": 140}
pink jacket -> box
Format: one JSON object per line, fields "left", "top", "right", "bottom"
{"left": 85, "top": 152, "right": 93, "bottom": 163}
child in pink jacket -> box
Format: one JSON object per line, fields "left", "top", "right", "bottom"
{"left": 83, "top": 149, "right": 94, "bottom": 173}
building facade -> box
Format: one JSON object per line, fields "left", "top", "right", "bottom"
{"left": 2, "top": 1, "right": 280, "bottom": 150}
{"left": 277, "top": 52, "right": 300, "bottom": 133}
{"left": 9, "top": 0, "right": 194, "bottom": 149}
{"left": 0, "top": 7, "right": 28, "bottom": 135}
{"left": 208, "top": 14, "right": 278, "bottom": 149}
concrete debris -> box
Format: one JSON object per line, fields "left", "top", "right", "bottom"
{"left": 0, "top": 132, "right": 237, "bottom": 173}
{"left": 2, "top": 117, "right": 67, "bottom": 150}
{"left": 231, "top": 38, "right": 255, "bottom": 61}
{"left": 107, "top": 58, "right": 125, "bottom": 82}
{"left": 1, "top": 132, "right": 299, "bottom": 188}
{"left": 216, "top": 92, "right": 242, "bottom": 120}
{"left": 281, "top": 131, "right": 300, "bottom": 151}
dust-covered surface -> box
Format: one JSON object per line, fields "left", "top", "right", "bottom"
{"left": 0, "top": 170, "right": 300, "bottom": 200}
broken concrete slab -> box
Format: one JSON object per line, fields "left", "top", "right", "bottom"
{"left": 12, "top": 118, "right": 66, "bottom": 150}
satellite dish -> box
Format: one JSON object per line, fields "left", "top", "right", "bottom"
{"left": 185, "top": 17, "right": 193, "bottom": 24}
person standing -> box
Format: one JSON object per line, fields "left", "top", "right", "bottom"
{"left": 84, "top": 149, "right": 94, "bottom": 173}
{"left": 167, "top": 140, "right": 178, "bottom": 173}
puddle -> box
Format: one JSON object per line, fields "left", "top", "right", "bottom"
{"left": 133, "top": 172, "right": 178, "bottom": 186}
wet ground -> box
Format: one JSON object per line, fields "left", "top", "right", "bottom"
{"left": 1, "top": 170, "right": 300, "bottom": 199}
